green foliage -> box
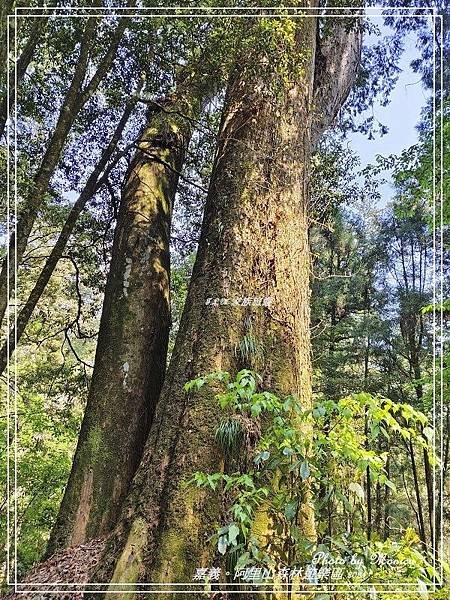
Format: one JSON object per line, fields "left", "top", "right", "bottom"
{"left": 186, "top": 370, "right": 437, "bottom": 582}
{"left": 1, "top": 6, "right": 448, "bottom": 590}
{"left": 0, "top": 383, "right": 82, "bottom": 577}
{"left": 169, "top": 254, "right": 195, "bottom": 353}
{"left": 215, "top": 418, "right": 244, "bottom": 459}
{"left": 0, "top": 219, "right": 99, "bottom": 580}
{"left": 234, "top": 332, "right": 265, "bottom": 369}
{"left": 254, "top": 16, "right": 306, "bottom": 90}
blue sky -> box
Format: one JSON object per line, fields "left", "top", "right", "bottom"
{"left": 348, "top": 19, "right": 431, "bottom": 198}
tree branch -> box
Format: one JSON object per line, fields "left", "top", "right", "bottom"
{"left": 312, "top": 17, "right": 363, "bottom": 145}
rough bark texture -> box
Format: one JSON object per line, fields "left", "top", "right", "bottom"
{"left": 88, "top": 17, "right": 317, "bottom": 600}
{"left": 45, "top": 105, "right": 185, "bottom": 556}
{"left": 4, "top": 10, "right": 362, "bottom": 598}
{"left": 312, "top": 18, "right": 362, "bottom": 144}
{"left": 85, "top": 12, "right": 362, "bottom": 600}
{"left": 46, "top": 74, "right": 212, "bottom": 556}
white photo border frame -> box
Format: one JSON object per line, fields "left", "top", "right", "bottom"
{"left": 5, "top": 4, "right": 445, "bottom": 595}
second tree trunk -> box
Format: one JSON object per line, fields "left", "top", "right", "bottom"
{"left": 46, "top": 95, "right": 195, "bottom": 555}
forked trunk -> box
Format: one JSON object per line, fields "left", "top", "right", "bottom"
{"left": 92, "top": 16, "right": 321, "bottom": 598}
{"left": 87, "top": 10, "right": 361, "bottom": 599}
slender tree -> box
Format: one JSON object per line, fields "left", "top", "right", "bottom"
{"left": 0, "top": 7, "right": 132, "bottom": 326}
{"left": 0, "top": 100, "right": 136, "bottom": 376}
{"left": 0, "top": 10, "right": 48, "bottom": 139}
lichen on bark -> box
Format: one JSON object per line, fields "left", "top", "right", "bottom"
{"left": 46, "top": 85, "right": 203, "bottom": 557}
{"left": 86, "top": 8, "right": 362, "bottom": 598}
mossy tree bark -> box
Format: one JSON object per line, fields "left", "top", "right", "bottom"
{"left": 90, "top": 10, "right": 361, "bottom": 600}
{"left": 46, "top": 86, "right": 204, "bottom": 556}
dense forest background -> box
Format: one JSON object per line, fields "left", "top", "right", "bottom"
{"left": 0, "top": 2, "right": 449, "bottom": 599}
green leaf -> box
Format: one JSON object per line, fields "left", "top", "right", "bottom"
{"left": 331, "top": 538, "right": 348, "bottom": 552}
{"left": 184, "top": 377, "right": 205, "bottom": 392}
{"left": 384, "top": 478, "right": 397, "bottom": 492}
{"left": 423, "top": 426, "right": 434, "bottom": 440}
{"left": 300, "top": 460, "right": 310, "bottom": 480}
{"left": 284, "top": 500, "right": 298, "bottom": 521}
{"left": 250, "top": 403, "right": 262, "bottom": 417}
{"left": 234, "top": 552, "right": 250, "bottom": 571}
{"left": 313, "top": 405, "right": 326, "bottom": 419}
{"left": 228, "top": 523, "right": 240, "bottom": 545}
{"left": 218, "top": 534, "right": 228, "bottom": 555}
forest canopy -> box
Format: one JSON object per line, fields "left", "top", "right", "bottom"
{"left": 0, "top": 2, "right": 448, "bottom": 599}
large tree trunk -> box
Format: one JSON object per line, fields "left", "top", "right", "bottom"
{"left": 89, "top": 12, "right": 361, "bottom": 599}
{"left": 46, "top": 78, "right": 213, "bottom": 556}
